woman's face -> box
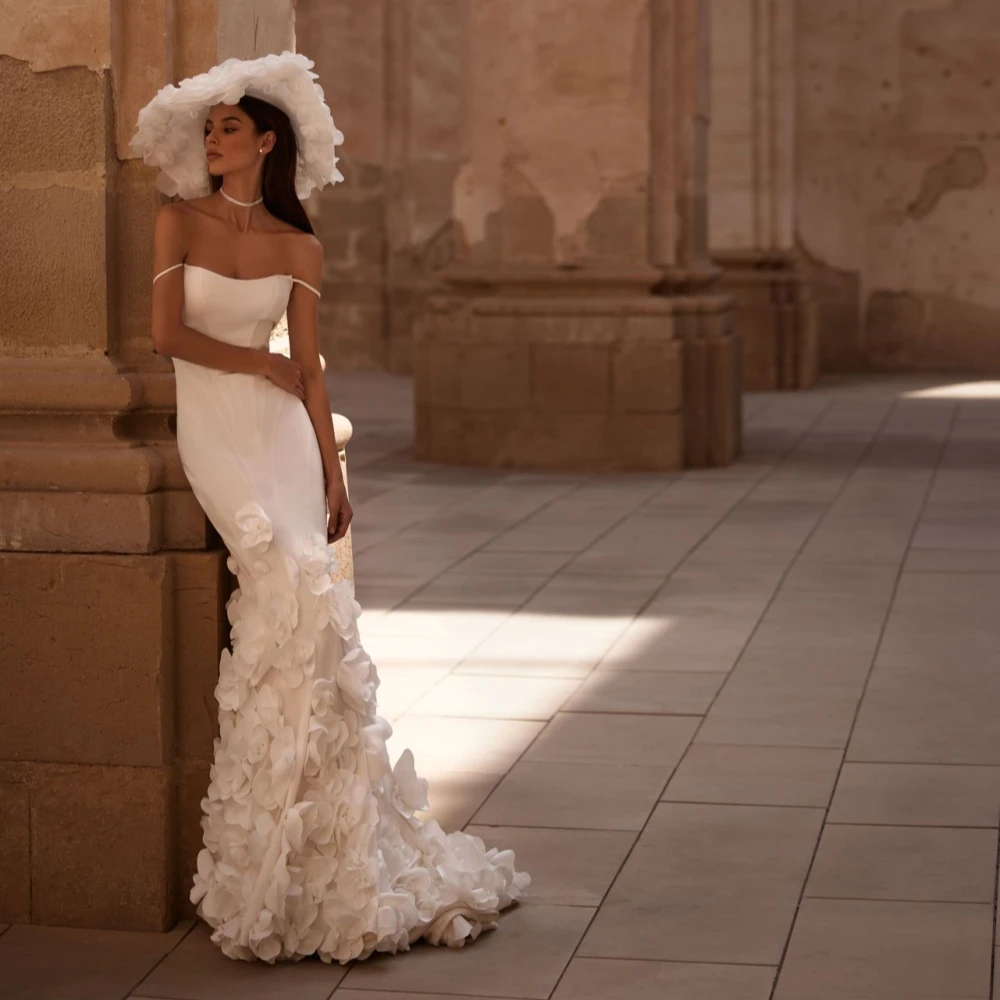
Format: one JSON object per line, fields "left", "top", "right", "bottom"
{"left": 203, "top": 103, "right": 271, "bottom": 176}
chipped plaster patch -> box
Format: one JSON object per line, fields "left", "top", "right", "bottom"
{"left": 907, "top": 145, "right": 987, "bottom": 220}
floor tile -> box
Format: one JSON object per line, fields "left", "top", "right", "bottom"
{"left": 829, "top": 763, "right": 1000, "bottom": 827}
{"left": 365, "top": 609, "right": 508, "bottom": 640}
{"left": 0, "top": 921, "right": 193, "bottom": 1000}
{"left": 847, "top": 661, "right": 1000, "bottom": 764}
{"left": 452, "top": 657, "right": 597, "bottom": 679}
{"left": 453, "top": 551, "right": 575, "bottom": 575}
{"left": 696, "top": 666, "right": 868, "bottom": 748}
{"left": 773, "top": 898, "right": 993, "bottom": 999}
{"left": 550, "top": 957, "right": 776, "bottom": 1000}
{"left": 386, "top": 716, "right": 544, "bottom": 777}
{"left": 463, "top": 826, "right": 636, "bottom": 906}
{"left": 580, "top": 803, "right": 824, "bottom": 964}
{"left": 563, "top": 670, "right": 726, "bottom": 714}
{"left": 749, "top": 594, "right": 889, "bottom": 653}
{"left": 663, "top": 745, "right": 842, "bottom": 807}
{"left": 403, "top": 573, "right": 550, "bottom": 608}
{"left": 473, "top": 761, "right": 670, "bottom": 831}
{"left": 781, "top": 562, "right": 899, "bottom": 596}
{"left": 522, "top": 573, "right": 664, "bottom": 617}
{"left": 484, "top": 520, "right": 612, "bottom": 554}
{"left": 133, "top": 921, "right": 346, "bottom": 1000}
{"left": 597, "top": 607, "right": 762, "bottom": 673}
{"left": 363, "top": 632, "right": 480, "bottom": 668}
{"left": 372, "top": 666, "right": 451, "bottom": 722}
{"left": 523, "top": 712, "right": 698, "bottom": 768}
{"left": 409, "top": 675, "right": 580, "bottom": 721}
{"left": 806, "top": 824, "right": 997, "bottom": 903}
{"left": 905, "top": 547, "right": 1000, "bottom": 573}
{"left": 339, "top": 904, "right": 594, "bottom": 999}
{"left": 417, "top": 770, "right": 504, "bottom": 832}
{"left": 470, "top": 616, "right": 627, "bottom": 667}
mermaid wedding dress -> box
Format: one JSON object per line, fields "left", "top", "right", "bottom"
{"left": 158, "top": 262, "right": 528, "bottom": 964}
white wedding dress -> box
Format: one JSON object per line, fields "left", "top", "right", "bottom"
{"left": 157, "top": 262, "right": 528, "bottom": 963}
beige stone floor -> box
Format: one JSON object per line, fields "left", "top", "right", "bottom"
{"left": 5, "top": 373, "right": 1000, "bottom": 1000}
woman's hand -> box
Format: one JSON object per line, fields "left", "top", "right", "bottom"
{"left": 263, "top": 352, "right": 305, "bottom": 400}
{"left": 326, "top": 476, "right": 353, "bottom": 543}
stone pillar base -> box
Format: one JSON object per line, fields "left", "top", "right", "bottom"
{"left": 654, "top": 266, "right": 742, "bottom": 468}
{"left": 713, "top": 250, "right": 818, "bottom": 392}
{"left": 414, "top": 267, "right": 741, "bottom": 471}
{"left": 0, "top": 550, "right": 229, "bottom": 932}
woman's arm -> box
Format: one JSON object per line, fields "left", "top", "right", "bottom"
{"left": 150, "top": 204, "right": 303, "bottom": 397}
{"left": 287, "top": 235, "right": 353, "bottom": 542}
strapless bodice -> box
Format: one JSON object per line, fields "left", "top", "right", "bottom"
{"left": 181, "top": 264, "right": 293, "bottom": 350}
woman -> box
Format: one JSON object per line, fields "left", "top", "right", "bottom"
{"left": 132, "top": 52, "right": 527, "bottom": 965}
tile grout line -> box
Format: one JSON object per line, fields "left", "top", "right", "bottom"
{"left": 351, "top": 468, "right": 589, "bottom": 558}
{"left": 367, "top": 472, "right": 701, "bottom": 839}
{"left": 394, "top": 463, "right": 762, "bottom": 735}
{"left": 470, "top": 815, "right": 1000, "bottom": 830}
{"left": 535, "top": 399, "right": 839, "bottom": 1000}
{"left": 649, "top": 395, "right": 867, "bottom": 777}
{"left": 605, "top": 394, "right": 899, "bottom": 998}
{"left": 804, "top": 894, "right": 996, "bottom": 907}
{"left": 762, "top": 396, "right": 960, "bottom": 1000}
{"left": 126, "top": 921, "right": 198, "bottom": 999}
{"left": 359, "top": 476, "right": 608, "bottom": 711}
{"left": 666, "top": 398, "right": 907, "bottom": 999}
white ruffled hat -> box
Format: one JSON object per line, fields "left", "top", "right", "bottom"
{"left": 130, "top": 50, "right": 345, "bottom": 201}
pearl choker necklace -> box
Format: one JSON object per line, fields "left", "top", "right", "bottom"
{"left": 220, "top": 188, "right": 263, "bottom": 208}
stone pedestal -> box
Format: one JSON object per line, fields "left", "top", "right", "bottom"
{"left": 416, "top": 268, "right": 683, "bottom": 470}
{"left": 415, "top": 266, "right": 740, "bottom": 471}
{"left": 0, "top": 0, "right": 352, "bottom": 932}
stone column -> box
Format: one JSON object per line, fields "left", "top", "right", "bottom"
{"left": 410, "top": 0, "right": 740, "bottom": 471}
{"left": 708, "top": 0, "right": 817, "bottom": 390}
{"left": 650, "top": 0, "right": 742, "bottom": 466}
{"left": 0, "top": 0, "right": 348, "bottom": 932}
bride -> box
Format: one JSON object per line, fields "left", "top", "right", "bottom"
{"left": 132, "top": 51, "right": 528, "bottom": 965}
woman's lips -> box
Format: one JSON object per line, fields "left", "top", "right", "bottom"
{"left": 206, "top": 152, "right": 222, "bottom": 160}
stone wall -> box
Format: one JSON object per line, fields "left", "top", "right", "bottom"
{"left": 797, "top": 0, "right": 1000, "bottom": 374}
{"left": 297, "top": 0, "right": 655, "bottom": 374}
{"left": 310, "top": 0, "right": 999, "bottom": 380}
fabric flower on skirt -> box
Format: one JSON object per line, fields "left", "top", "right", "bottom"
{"left": 235, "top": 501, "right": 274, "bottom": 550}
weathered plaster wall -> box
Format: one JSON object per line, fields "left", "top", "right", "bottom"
{"left": 454, "top": 0, "right": 650, "bottom": 265}
{"left": 709, "top": 0, "right": 795, "bottom": 252}
{"left": 298, "top": 0, "right": 653, "bottom": 372}
{"left": 797, "top": 0, "right": 1000, "bottom": 373}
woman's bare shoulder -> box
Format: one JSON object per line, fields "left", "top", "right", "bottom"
{"left": 285, "top": 229, "right": 322, "bottom": 290}
{"left": 286, "top": 229, "right": 322, "bottom": 276}
{"left": 286, "top": 228, "right": 322, "bottom": 258}
{"left": 153, "top": 200, "right": 187, "bottom": 249}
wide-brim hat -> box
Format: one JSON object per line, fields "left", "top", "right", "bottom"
{"left": 130, "top": 50, "right": 344, "bottom": 201}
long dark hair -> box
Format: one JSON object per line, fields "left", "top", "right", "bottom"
{"left": 208, "top": 95, "right": 314, "bottom": 235}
